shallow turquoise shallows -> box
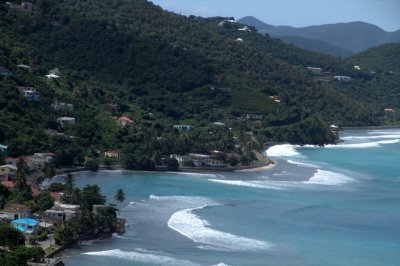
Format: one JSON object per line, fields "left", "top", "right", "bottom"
{"left": 56, "top": 129, "right": 400, "bottom": 266}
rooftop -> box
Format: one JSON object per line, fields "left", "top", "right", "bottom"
{"left": 2, "top": 203, "right": 30, "bottom": 213}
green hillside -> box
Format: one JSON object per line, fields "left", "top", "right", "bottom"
{"left": 0, "top": 0, "right": 396, "bottom": 165}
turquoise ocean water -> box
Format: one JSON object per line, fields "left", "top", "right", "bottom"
{"left": 52, "top": 129, "right": 400, "bottom": 266}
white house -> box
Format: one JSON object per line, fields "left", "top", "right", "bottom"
{"left": 57, "top": 117, "right": 75, "bottom": 126}
{"left": 334, "top": 76, "right": 352, "bottom": 82}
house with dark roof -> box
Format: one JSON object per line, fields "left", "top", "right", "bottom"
{"left": 0, "top": 203, "right": 31, "bottom": 220}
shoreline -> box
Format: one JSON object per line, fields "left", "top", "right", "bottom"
{"left": 341, "top": 125, "right": 400, "bottom": 130}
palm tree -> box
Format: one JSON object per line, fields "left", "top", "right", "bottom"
{"left": 114, "top": 189, "right": 125, "bottom": 203}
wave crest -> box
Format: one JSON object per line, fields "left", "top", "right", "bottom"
{"left": 266, "top": 144, "right": 300, "bottom": 157}
{"left": 168, "top": 205, "right": 272, "bottom": 251}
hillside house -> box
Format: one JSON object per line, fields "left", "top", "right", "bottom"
{"left": 30, "top": 153, "right": 55, "bottom": 168}
{"left": 307, "top": 67, "right": 322, "bottom": 75}
{"left": 17, "top": 64, "right": 30, "bottom": 71}
{"left": 0, "top": 144, "right": 8, "bottom": 155}
{"left": 46, "top": 73, "right": 60, "bottom": 79}
{"left": 246, "top": 114, "right": 265, "bottom": 121}
{"left": 0, "top": 203, "right": 31, "bottom": 221}
{"left": 173, "top": 125, "right": 194, "bottom": 131}
{"left": 57, "top": 117, "right": 75, "bottom": 126}
{"left": 0, "top": 66, "right": 12, "bottom": 79}
{"left": 51, "top": 100, "right": 74, "bottom": 112}
{"left": 117, "top": 116, "right": 134, "bottom": 127}
{"left": 11, "top": 218, "right": 39, "bottom": 235}
{"left": 5, "top": 2, "right": 33, "bottom": 12}
{"left": 0, "top": 164, "right": 17, "bottom": 178}
{"left": 334, "top": 76, "right": 352, "bottom": 82}
{"left": 18, "top": 87, "right": 40, "bottom": 101}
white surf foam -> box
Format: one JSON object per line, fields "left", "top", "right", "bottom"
{"left": 303, "top": 169, "right": 355, "bottom": 185}
{"left": 112, "top": 233, "right": 128, "bottom": 239}
{"left": 84, "top": 249, "right": 200, "bottom": 266}
{"left": 341, "top": 134, "right": 400, "bottom": 140}
{"left": 287, "top": 160, "right": 319, "bottom": 168}
{"left": 172, "top": 172, "right": 219, "bottom": 178}
{"left": 209, "top": 179, "right": 287, "bottom": 190}
{"left": 326, "top": 139, "right": 399, "bottom": 148}
{"left": 168, "top": 205, "right": 272, "bottom": 251}
{"left": 266, "top": 144, "right": 300, "bottom": 157}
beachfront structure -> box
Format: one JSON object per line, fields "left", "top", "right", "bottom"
{"left": 0, "top": 164, "right": 18, "bottom": 178}
{"left": 117, "top": 116, "right": 134, "bottom": 127}
{"left": 104, "top": 150, "right": 122, "bottom": 160}
{"left": 334, "top": 76, "right": 352, "bottom": 82}
{"left": 0, "top": 144, "right": 8, "bottom": 155}
{"left": 32, "top": 152, "right": 55, "bottom": 165}
{"left": 11, "top": 218, "right": 39, "bottom": 235}
{"left": 171, "top": 153, "right": 224, "bottom": 167}
{"left": 57, "top": 117, "right": 75, "bottom": 126}
{"left": 173, "top": 124, "right": 194, "bottom": 131}
{"left": 0, "top": 203, "right": 31, "bottom": 220}
{"left": 44, "top": 209, "right": 76, "bottom": 223}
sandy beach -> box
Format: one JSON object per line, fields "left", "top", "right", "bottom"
{"left": 235, "top": 162, "right": 276, "bottom": 172}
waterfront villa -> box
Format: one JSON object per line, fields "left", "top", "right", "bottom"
{"left": 0, "top": 203, "right": 31, "bottom": 220}
{"left": 104, "top": 150, "right": 122, "bottom": 160}
{"left": 11, "top": 218, "right": 39, "bottom": 235}
{"left": 171, "top": 153, "right": 224, "bottom": 167}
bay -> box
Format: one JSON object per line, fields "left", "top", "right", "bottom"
{"left": 58, "top": 129, "right": 400, "bottom": 266}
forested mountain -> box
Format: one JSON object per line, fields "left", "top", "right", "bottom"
{"left": 239, "top": 16, "right": 400, "bottom": 55}
{"left": 0, "top": 0, "right": 397, "bottom": 163}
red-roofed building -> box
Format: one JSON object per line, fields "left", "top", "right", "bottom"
{"left": 117, "top": 116, "right": 134, "bottom": 127}
{"left": 1, "top": 180, "right": 16, "bottom": 188}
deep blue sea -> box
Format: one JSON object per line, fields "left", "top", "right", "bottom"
{"left": 53, "top": 129, "right": 400, "bottom": 266}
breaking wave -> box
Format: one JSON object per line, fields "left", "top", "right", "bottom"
{"left": 210, "top": 169, "right": 354, "bottom": 190}
{"left": 168, "top": 205, "right": 272, "bottom": 251}
{"left": 266, "top": 144, "right": 300, "bottom": 157}
{"left": 84, "top": 249, "right": 200, "bottom": 266}
{"left": 325, "top": 139, "right": 399, "bottom": 148}
{"left": 287, "top": 160, "right": 319, "bottom": 168}
{"left": 302, "top": 170, "right": 355, "bottom": 185}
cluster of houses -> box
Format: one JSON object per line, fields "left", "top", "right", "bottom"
{"left": 0, "top": 152, "right": 55, "bottom": 181}
{"left": 0, "top": 194, "right": 81, "bottom": 237}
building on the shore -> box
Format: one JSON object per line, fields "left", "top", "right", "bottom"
{"left": 0, "top": 203, "right": 31, "bottom": 221}
{"left": 170, "top": 153, "right": 225, "bottom": 167}
{"left": 57, "top": 117, "right": 75, "bottom": 126}
{"left": 11, "top": 218, "right": 39, "bottom": 235}
{"left": 31, "top": 153, "right": 55, "bottom": 167}
{"left": 117, "top": 116, "right": 134, "bottom": 127}
{"left": 173, "top": 124, "right": 194, "bottom": 131}
{"left": 104, "top": 150, "right": 122, "bottom": 160}
{"left": 44, "top": 209, "right": 76, "bottom": 223}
